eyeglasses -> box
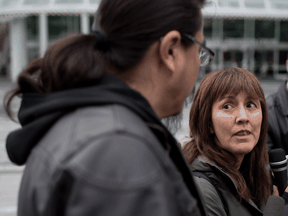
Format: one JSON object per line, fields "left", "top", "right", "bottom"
{"left": 182, "top": 33, "right": 215, "bottom": 67}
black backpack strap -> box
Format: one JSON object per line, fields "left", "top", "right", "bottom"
{"left": 193, "top": 171, "right": 230, "bottom": 216}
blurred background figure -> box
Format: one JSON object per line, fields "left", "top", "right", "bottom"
{"left": 266, "top": 59, "right": 288, "bottom": 154}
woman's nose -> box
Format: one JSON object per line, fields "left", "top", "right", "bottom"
{"left": 236, "top": 105, "right": 249, "bottom": 123}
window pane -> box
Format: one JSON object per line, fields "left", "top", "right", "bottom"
{"left": 48, "top": 15, "right": 80, "bottom": 40}
{"left": 270, "top": 0, "right": 288, "bottom": 9}
{"left": 89, "top": 0, "right": 101, "bottom": 3}
{"left": 244, "top": 0, "right": 265, "bottom": 8}
{"left": 27, "top": 16, "right": 39, "bottom": 40}
{"left": 24, "top": 0, "right": 49, "bottom": 5}
{"left": 218, "top": 0, "right": 239, "bottom": 7}
{"left": 0, "top": 0, "right": 19, "bottom": 7}
{"left": 279, "top": 51, "right": 288, "bottom": 65}
{"left": 279, "top": 51, "right": 288, "bottom": 74}
{"left": 223, "top": 19, "right": 244, "bottom": 38}
{"left": 55, "top": 0, "right": 83, "bottom": 3}
{"left": 49, "top": 15, "right": 67, "bottom": 40}
{"left": 204, "top": 18, "right": 212, "bottom": 38}
{"left": 90, "top": 15, "right": 94, "bottom": 30}
{"left": 280, "top": 21, "right": 288, "bottom": 42}
{"left": 255, "top": 20, "right": 275, "bottom": 38}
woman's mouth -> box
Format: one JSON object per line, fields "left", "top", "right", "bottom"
{"left": 234, "top": 130, "right": 251, "bottom": 136}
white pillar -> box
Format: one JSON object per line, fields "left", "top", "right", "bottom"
{"left": 9, "top": 18, "right": 28, "bottom": 83}
{"left": 218, "top": 49, "right": 224, "bottom": 70}
{"left": 81, "top": 13, "right": 89, "bottom": 34}
{"left": 39, "top": 13, "right": 48, "bottom": 58}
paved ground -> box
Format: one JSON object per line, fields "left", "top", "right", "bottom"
{"left": 0, "top": 77, "right": 284, "bottom": 215}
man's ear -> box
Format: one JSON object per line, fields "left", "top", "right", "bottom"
{"left": 158, "top": 30, "right": 183, "bottom": 74}
{"left": 286, "top": 59, "right": 288, "bottom": 72}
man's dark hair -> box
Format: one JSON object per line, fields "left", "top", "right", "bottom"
{"left": 4, "top": 0, "right": 206, "bottom": 119}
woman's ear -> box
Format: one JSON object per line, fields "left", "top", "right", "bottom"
{"left": 158, "top": 30, "right": 183, "bottom": 74}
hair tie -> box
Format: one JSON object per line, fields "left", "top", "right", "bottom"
{"left": 92, "top": 30, "right": 110, "bottom": 52}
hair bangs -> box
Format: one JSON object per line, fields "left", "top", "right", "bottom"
{"left": 211, "top": 68, "right": 264, "bottom": 103}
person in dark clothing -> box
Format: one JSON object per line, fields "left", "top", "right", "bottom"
{"left": 266, "top": 59, "right": 288, "bottom": 154}
{"left": 182, "top": 68, "right": 272, "bottom": 216}
{"left": 3, "top": 0, "right": 215, "bottom": 215}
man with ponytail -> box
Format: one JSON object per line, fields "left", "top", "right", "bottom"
{"left": 4, "top": 0, "right": 214, "bottom": 215}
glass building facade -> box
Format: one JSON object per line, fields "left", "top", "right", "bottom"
{"left": 0, "top": 0, "right": 288, "bottom": 81}
{"left": 204, "top": 18, "right": 288, "bottom": 79}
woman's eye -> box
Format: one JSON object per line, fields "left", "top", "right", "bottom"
{"left": 247, "top": 103, "right": 256, "bottom": 108}
{"left": 223, "top": 104, "right": 232, "bottom": 109}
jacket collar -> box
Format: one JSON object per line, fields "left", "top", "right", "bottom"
{"left": 192, "top": 155, "right": 239, "bottom": 191}
{"left": 191, "top": 156, "right": 261, "bottom": 211}
{"left": 7, "top": 73, "right": 162, "bottom": 165}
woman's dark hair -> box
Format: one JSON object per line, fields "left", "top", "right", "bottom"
{"left": 182, "top": 67, "right": 271, "bottom": 207}
{"left": 4, "top": 0, "right": 206, "bottom": 119}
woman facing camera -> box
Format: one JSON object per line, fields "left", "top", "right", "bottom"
{"left": 182, "top": 67, "right": 271, "bottom": 216}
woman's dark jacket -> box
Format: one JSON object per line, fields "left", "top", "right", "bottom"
{"left": 190, "top": 156, "right": 263, "bottom": 216}
{"left": 266, "top": 81, "right": 288, "bottom": 154}
{"left": 6, "top": 73, "right": 205, "bottom": 216}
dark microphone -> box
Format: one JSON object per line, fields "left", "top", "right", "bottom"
{"left": 269, "top": 148, "right": 288, "bottom": 196}
{"left": 263, "top": 195, "right": 284, "bottom": 216}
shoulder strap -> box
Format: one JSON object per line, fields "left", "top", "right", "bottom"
{"left": 193, "top": 171, "right": 230, "bottom": 216}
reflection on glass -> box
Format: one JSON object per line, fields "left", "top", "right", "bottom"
{"left": 244, "top": 0, "right": 265, "bottom": 8}
{"left": 223, "top": 19, "right": 244, "bottom": 38}
{"left": 218, "top": 0, "right": 239, "bottom": 7}
{"left": 255, "top": 21, "right": 275, "bottom": 39}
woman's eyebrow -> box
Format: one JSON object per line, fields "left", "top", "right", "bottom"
{"left": 219, "top": 95, "right": 235, "bottom": 101}
{"left": 246, "top": 96, "right": 258, "bottom": 101}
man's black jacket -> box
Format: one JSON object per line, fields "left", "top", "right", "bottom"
{"left": 6, "top": 73, "right": 206, "bottom": 216}
{"left": 266, "top": 81, "right": 288, "bottom": 154}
